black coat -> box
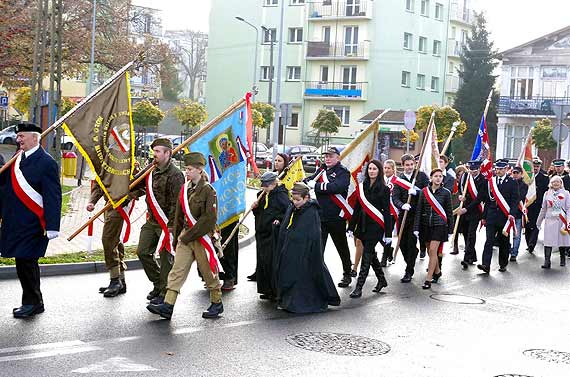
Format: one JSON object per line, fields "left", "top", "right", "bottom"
{"left": 275, "top": 200, "right": 340, "bottom": 313}
{"left": 459, "top": 173, "right": 487, "bottom": 221}
{"left": 527, "top": 170, "right": 549, "bottom": 224}
{"left": 413, "top": 186, "right": 454, "bottom": 234}
{"left": 305, "top": 162, "right": 350, "bottom": 222}
{"left": 443, "top": 171, "right": 455, "bottom": 192}
{"left": 482, "top": 174, "right": 519, "bottom": 225}
{"left": 513, "top": 179, "right": 529, "bottom": 219}
{"left": 348, "top": 180, "right": 393, "bottom": 242}
{"left": 391, "top": 171, "right": 430, "bottom": 222}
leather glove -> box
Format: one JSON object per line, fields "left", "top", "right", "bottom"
{"left": 383, "top": 237, "right": 392, "bottom": 245}
{"left": 402, "top": 203, "right": 411, "bottom": 211}
{"left": 307, "top": 180, "right": 316, "bottom": 189}
{"left": 46, "top": 230, "right": 59, "bottom": 240}
{"left": 408, "top": 187, "right": 417, "bottom": 196}
{"left": 413, "top": 231, "right": 419, "bottom": 238}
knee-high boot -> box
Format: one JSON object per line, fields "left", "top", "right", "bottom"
{"left": 380, "top": 246, "right": 393, "bottom": 267}
{"left": 560, "top": 247, "right": 566, "bottom": 267}
{"left": 370, "top": 254, "right": 388, "bottom": 293}
{"left": 542, "top": 247, "right": 552, "bottom": 269}
{"left": 350, "top": 252, "right": 372, "bottom": 298}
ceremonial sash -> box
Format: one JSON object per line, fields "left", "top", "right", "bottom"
{"left": 488, "top": 177, "right": 516, "bottom": 236}
{"left": 393, "top": 176, "right": 414, "bottom": 191}
{"left": 547, "top": 193, "right": 570, "bottom": 233}
{"left": 356, "top": 183, "right": 384, "bottom": 229}
{"left": 318, "top": 171, "right": 353, "bottom": 220}
{"left": 466, "top": 174, "right": 483, "bottom": 213}
{"left": 10, "top": 152, "right": 46, "bottom": 230}
{"left": 179, "top": 181, "right": 223, "bottom": 274}
{"left": 517, "top": 200, "right": 528, "bottom": 225}
{"left": 387, "top": 175, "right": 399, "bottom": 232}
{"left": 146, "top": 172, "right": 174, "bottom": 255}
{"left": 118, "top": 199, "right": 136, "bottom": 243}
{"left": 422, "top": 187, "right": 447, "bottom": 222}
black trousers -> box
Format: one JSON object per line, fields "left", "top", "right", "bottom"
{"left": 482, "top": 223, "right": 510, "bottom": 268}
{"left": 220, "top": 221, "right": 239, "bottom": 283}
{"left": 524, "top": 222, "right": 539, "bottom": 251}
{"left": 400, "top": 216, "right": 418, "bottom": 276}
{"left": 356, "top": 239, "right": 385, "bottom": 288}
{"left": 321, "top": 220, "right": 352, "bottom": 274}
{"left": 15, "top": 258, "right": 43, "bottom": 306}
{"left": 462, "top": 218, "right": 479, "bottom": 263}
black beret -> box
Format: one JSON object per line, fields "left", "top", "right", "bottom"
{"left": 15, "top": 122, "right": 42, "bottom": 133}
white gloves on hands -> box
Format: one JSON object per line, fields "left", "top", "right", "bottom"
{"left": 383, "top": 237, "right": 392, "bottom": 245}
{"left": 413, "top": 231, "right": 419, "bottom": 238}
{"left": 347, "top": 230, "right": 354, "bottom": 238}
{"left": 307, "top": 180, "right": 316, "bottom": 189}
{"left": 402, "top": 203, "right": 411, "bottom": 211}
{"left": 46, "top": 230, "right": 59, "bottom": 240}
{"left": 408, "top": 188, "right": 417, "bottom": 196}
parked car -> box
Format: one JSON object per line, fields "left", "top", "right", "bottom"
{"left": 0, "top": 125, "right": 17, "bottom": 145}
{"left": 165, "top": 134, "right": 185, "bottom": 160}
{"left": 258, "top": 144, "right": 320, "bottom": 171}
{"left": 135, "top": 132, "right": 164, "bottom": 158}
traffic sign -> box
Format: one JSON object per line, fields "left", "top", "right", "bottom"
{"left": 552, "top": 124, "right": 568, "bottom": 143}
{"left": 0, "top": 96, "right": 8, "bottom": 109}
{"left": 403, "top": 110, "right": 416, "bottom": 130}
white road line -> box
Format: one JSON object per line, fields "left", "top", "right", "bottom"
{"left": 0, "top": 340, "right": 85, "bottom": 355}
{"left": 0, "top": 345, "right": 102, "bottom": 363}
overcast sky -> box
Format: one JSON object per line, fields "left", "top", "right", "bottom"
{"left": 133, "top": 0, "right": 569, "bottom": 51}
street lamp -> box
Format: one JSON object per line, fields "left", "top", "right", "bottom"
{"left": 235, "top": 16, "right": 259, "bottom": 101}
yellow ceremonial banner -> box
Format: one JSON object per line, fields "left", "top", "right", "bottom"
{"left": 281, "top": 158, "right": 306, "bottom": 190}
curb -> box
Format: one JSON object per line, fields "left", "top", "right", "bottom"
{"left": 0, "top": 234, "right": 255, "bottom": 280}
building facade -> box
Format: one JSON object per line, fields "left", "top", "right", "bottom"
{"left": 496, "top": 26, "right": 570, "bottom": 160}
{"left": 207, "top": 0, "right": 451, "bottom": 147}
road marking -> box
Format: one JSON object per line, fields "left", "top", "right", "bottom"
{"left": 72, "top": 357, "right": 157, "bottom": 374}
{"left": 0, "top": 340, "right": 85, "bottom": 355}
{"left": 0, "top": 345, "right": 102, "bottom": 363}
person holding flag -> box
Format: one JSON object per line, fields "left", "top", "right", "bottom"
{"left": 524, "top": 158, "right": 549, "bottom": 253}
{"left": 380, "top": 159, "right": 399, "bottom": 267}
{"left": 510, "top": 166, "right": 529, "bottom": 261}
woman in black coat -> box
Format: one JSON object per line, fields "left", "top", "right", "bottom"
{"left": 347, "top": 159, "right": 393, "bottom": 298}
{"left": 413, "top": 168, "right": 454, "bottom": 289}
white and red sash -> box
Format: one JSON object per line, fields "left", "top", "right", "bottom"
{"left": 318, "top": 171, "right": 353, "bottom": 220}
{"left": 547, "top": 193, "right": 570, "bottom": 233}
{"left": 392, "top": 175, "right": 414, "bottom": 191}
{"left": 146, "top": 172, "right": 174, "bottom": 255}
{"left": 387, "top": 175, "right": 399, "bottom": 232}
{"left": 11, "top": 151, "right": 46, "bottom": 230}
{"left": 179, "top": 181, "right": 223, "bottom": 274}
{"left": 356, "top": 183, "right": 385, "bottom": 229}
{"left": 466, "top": 174, "right": 483, "bottom": 213}
{"left": 118, "top": 199, "right": 136, "bottom": 243}
{"left": 422, "top": 187, "right": 447, "bottom": 222}
{"left": 488, "top": 177, "right": 516, "bottom": 236}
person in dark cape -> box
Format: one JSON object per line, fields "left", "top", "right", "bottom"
{"left": 275, "top": 182, "right": 340, "bottom": 313}
{"left": 252, "top": 171, "right": 290, "bottom": 300}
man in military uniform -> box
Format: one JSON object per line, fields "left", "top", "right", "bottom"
{"left": 147, "top": 152, "right": 223, "bottom": 320}
{"left": 478, "top": 159, "right": 519, "bottom": 273}
{"left": 0, "top": 122, "right": 62, "bottom": 318}
{"left": 305, "top": 146, "right": 353, "bottom": 288}
{"left": 134, "top": 138, "right": 185, "bottom": 304}
{"left": 392, "top": 153, "right": 429, "bottom": 282}
{"left": 524, "top": 158, "right": 549, "bottom": 253}
{"left": 552, "top": 159, "right": 570, "bottom": 191}
{"left": 456, "top": 160, "right": 487, "bottom": 268}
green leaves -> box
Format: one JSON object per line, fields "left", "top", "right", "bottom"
{"left": 173, "top": 99, "right": 207, "bottom": 130}
{"left": 251, "top": 102, "right": 275, "bottom": 129}
{"left": 532, "top": 118, "right": 557, "bottom": 151}
{"left": 132, "top": 99, "right": 165, "bottom": 129}
{"left": 415, "top": 105, "right": 467, "bottom": 142}
{"left": 311, "top": 109, "right": 341, "bottom": 144}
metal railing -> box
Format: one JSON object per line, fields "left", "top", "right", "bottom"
{"left": 447, "top": 41, "right": 463, "bottom": 57}
{"left": 308, "top": 1, "right": 371, "bottom": 19}
{"left": 498, "top": 96, "right": 570, "bottom": 116}
{"left": 445, "top": 74, "right": 461, "bottom": 93}
{"left": 306, "top": 41, "right": 368, "bottom": 59}
{"left": 304, "top": 81, "right": 366, "bottom": 98}
{"left": 449, "top": 4, "right": 472, "bottom": 24}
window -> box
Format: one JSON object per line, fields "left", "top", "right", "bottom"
{"left": 432, "top": 40, "right": 441, "bottom": 56}
{"left": 401, "top": 71, "right": 411, "bottom": 87}
{"left": 289, "top": 113, "right": 299, "bottom": 128}
{"left": 322, "top": 26, "right": 331, "bottom": 44}
{"left": 448, "top": 61, "right": 454, "bottom": 73}
{"left": 403, "top": 32, "right": 412, "bottom": 49}
{"left": 406, "top": 0, "right": 414, "bottom": 12}
{"left": 345, "top": 0, "right": 361, "bottom": 16}
{"left": 509, "top": 66, "right": 534, "bottom": 99}
{"left": 418, "top": 37, "right": 427, "bottom": 53}
{"left": 344, "top": 26, "right": 359, "bottom": 55}
{"left": 505, "top": 124, "right": 530, "bottom": 158}
{"left": 320, "top": 65, "right": 329, "bottom": 82}
{"left": 435, "top": 3, "right": 443, "bottom": 20}
{"left": 325, "top": 106, "right": 350, "bottom": 126}
{"left": 262, "top": 28, "right": 277, "bottom": 44}
{"left": 286, "top": 66, "right": 301, "bottom": 81}
{"left": 431, "top": 76, "right": 439, "bottom": 91}
{"left": 260, "top": 66, "right": 274, "bottom": 81}
{"left": 288, "top": 28, "right": 303, "bottom": 43}
{"left": 421, "top": 0, "right": 429, "bottom": 16}
{"left": 264, "top": 0, "right": 278, "bottom": 5}
{"left": 451, "top": 26, "right": 456, "bottom": 39}
{"left": 291, "top": 0, "right": 304, "bottom": 4}
{"left": 417, "top": 74, "right": 425, "bottom": 90}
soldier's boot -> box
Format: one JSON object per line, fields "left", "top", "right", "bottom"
{"left": 560, "top": 248, "right": 566, "bottom": 267}
{"left": 541, "top": 247, "right": 552, "bottom": 269}
{"left": 99, "top": 278, "right": 126, "bottom": 294}
{"left": 99, "top": 282, "right": 111, "bottom": 294}
{"left": 337, "top": 273, "right": 352, "bottom": 288}
{"left": 103, "top": 278, "right": 124, "bottom": 297}
{"left": 146, "top": 302, "right": 174, "bottom": 320}
{"left": 450, "top": 243, "right": 459, "bottom": 255}
{"left": 202, "top": 302, "right": 224, "bottom": 319}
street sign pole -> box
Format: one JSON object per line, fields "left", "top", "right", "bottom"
{"left": 403, "top": 110, "right": 416, "bottom": 155}
{"left": 552, "top": 104, "right": 570, "bottom": 159}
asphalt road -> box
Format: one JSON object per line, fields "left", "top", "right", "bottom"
{"left": 0, "top": 144, "right": 16, "bottom": 164}
{"left": 1, "top": 233, "right": 569, "bottom": 377}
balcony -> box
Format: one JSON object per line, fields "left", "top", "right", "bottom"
{"left": 308, "top": 1, "right": 372, "bottom": 20}
{"left": 445, "top": 74, "right": 461, "bottom": 93}
{"left": 447, "top": 41, "right": 463, "bottom": 57}
{"left": 304, "top": 81, "right": 366, "bottom": 100}
{"left": 498, "top": 96, "right": 570, "bottom": 116}
{"left": 306, "top": 41, "right": 369, "bottom": 60}
{"left": 449, "top": 4, "right": 472, "bottom": 24}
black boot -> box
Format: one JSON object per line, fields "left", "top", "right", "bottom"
{"left": 99, "top": 281, "right": 111, "bottom": 294}
{"left": 103, "top": 278, "right": 124, "bottom": 297}
{"left": 202, "top": 302, "right": 224, "bottom": 318}
{"left": 119, "top": 279, "right": 126, "bottom": 294}
{"left": 371, "top": 254, "right": 387, "bottom": 293}
{"left": 450, "top": 243, "right": 459, "bottom": 255}
{"left": 146, "top": 288, "right": 160, "bottom": 300}
{"left": 349, "top": 285, "right": 363, "bottom": 298}
{"left": 561, "top": 248, "right": 567, "bottom": 267}
{"left": 380, "top": 246, "right": 393, "bottom": 267}
{"left": 338, "top": 273, "right": 352, "bottom": 288}
{"left": 350, "top": 253, "right": 372, "bottom": 297}
{"left": 542, "top": 247, "right": 552, "bottom": 269}
{"left": 147, "top": 302, "right": 174, "bottom": 320}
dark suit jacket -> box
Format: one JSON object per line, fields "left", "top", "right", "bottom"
{"left": 482, "top": 174, "right": 519, "bottom": 225}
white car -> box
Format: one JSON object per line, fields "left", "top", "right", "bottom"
{"left": 0, "top": 125, "right": 17, "bottom": 145}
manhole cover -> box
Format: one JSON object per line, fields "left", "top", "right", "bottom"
{"left": 523, "top": 349, "right": 570, "bottom": 364}
{"left": 494, "top": 374, "right": 534, "bottom": 377}
{"left": 430, "top": 294, "right": 485, "bottom": 304}
{"left": 286, "top": 332, "right": 390, "bottom": 356}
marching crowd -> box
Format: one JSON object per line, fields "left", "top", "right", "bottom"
{"left": 0, "top": 123, "right": 568, "bottom": 320}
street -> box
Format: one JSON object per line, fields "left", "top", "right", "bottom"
{"left": 1, "top": 237, "right": 569, "bottom": 377}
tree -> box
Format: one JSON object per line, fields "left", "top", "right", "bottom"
{"left": 160, "top": 56, "right": 184, "bottom": 101}
{"left": 252, "top": 102, "right": 275, "bottom": 144}
{"left": 167, "top": 30, "right": 208, "bottom": 100}
{"left": 173, "top": 99, "right": 207, "bottom": 133}
{"left": 415, "top": 105, "right": 467, "bottom": 142}
{"left": 60, "top": 97, "right": 77, "bottom": 117}
{"left": 532, "top": 118, "right": 557, "bottom": 151}
{"left": 251, "top": 109, "right": 264, "bottom": 129}
{"left": 13, "top": 87, "right": 31, "bottom": 117}
{"left": 453, "top": 12, "right": 499, "bottom": 162}
{"left": 311, "top": 109, "right": 341, "bottom": 146}
{"left": 132, "top": 99, "right": 165, "bottom": 130}
{"left": 401, "top": 130, "right": 420, "bottom": 143}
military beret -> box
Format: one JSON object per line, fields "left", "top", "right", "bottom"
{"left": 16, "top": 122, "right": 42, "bottom": 133}
{"left": 553, "top": 159, "right": 565, "bottom": 167}
{"left": 260, "top": 171, "right": 278, "bottom": 187}
{"left": 291, "top": 182, "right": 310, "bottom": 196}
{"left": 467, "top": 160, "right": 482, "bottom": 169}
{"left": 150, "top": 137, "right": 173, "bottom": 150}
{"left": 183, "top": 152, "right": 206, "bottom": 167}
{"left": 322, "top": 146, "right": 340, "bottom": 155}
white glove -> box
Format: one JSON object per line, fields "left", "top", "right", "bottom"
{"left": 307, "top": 180, "right": 316, "bottom": 189}
{"left": 46, "top": 230, "right": 59, "bottom": 240}
{"left": 408, "top": 188, "right": 417, "bottom": 196}
{"left": 347, "top": 230, "right": 354, "bottom": 238}
{"left": 413, "top": 231, "right": 419, "bottom": 238}
{"left": 383, "top": 237, "right": 392, "bottom": 245}
{"left": 402, "top": 203, "right": 411, "bottom": 211}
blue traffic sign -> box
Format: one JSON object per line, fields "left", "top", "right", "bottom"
{"left": 0, "top": 96, "right": 8, "bottom": 109}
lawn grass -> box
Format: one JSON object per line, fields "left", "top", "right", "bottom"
{"left": 61, "top": 185, "right": 74, "bottom": 216}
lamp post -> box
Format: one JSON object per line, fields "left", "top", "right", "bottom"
{"left": 261, "top": 26, "right": 275, "bottom": 146}
{"left": 271, "top": 0, "right": 286, "bottom": 168}
{"left": 235, "top": 16, "right": 259, "bottom": 101}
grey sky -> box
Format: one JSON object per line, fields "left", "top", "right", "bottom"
{"left": 134, "top": 0, "right": 569, "bottom": 52}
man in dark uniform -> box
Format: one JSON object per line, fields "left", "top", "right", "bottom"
{"left": 133, "top": 138, "right": 185, "bottom": 304}
{"left": 147, "top": 152, "right": 223, "bottom": 320}
{"left": 524, "top": 158, "right": 549, "bottom": 253}
{"left": 457, "top": 160, "right": 487, "bottom": 268}
{"left": 510, "top": 166, "right": 528, "bottom": 261}
{"left": 305, "top": 146, "right": 353, "bottom": 288}
{"left": 219, "top": 220, "right": 239, "bottom": 290}
{"left": 478, "top": 159, "right": 519, "bottom": 273}
{"left": 551, "top": 159, "right": 570, "bottom": 191}
{"left": 392, "top": 153, "right": 429, "bottom": 282}
{"left": 0, "top": 122, "right": 62, "bottom": 318}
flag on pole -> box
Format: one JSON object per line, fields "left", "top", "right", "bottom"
{"left": 471, "top": 114, "right": 493, "bottom": 179}
{"left": 62, "top": 72, "right": 134, "bottom": 208}
{"left": 281, "top": 158, "right": 305, "bottom": 191}
{"left": 516, "top": 133, "right": 533, "bottom": 185}
{"left": 418, "top": 114, "right": 441, "bottom": 176}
